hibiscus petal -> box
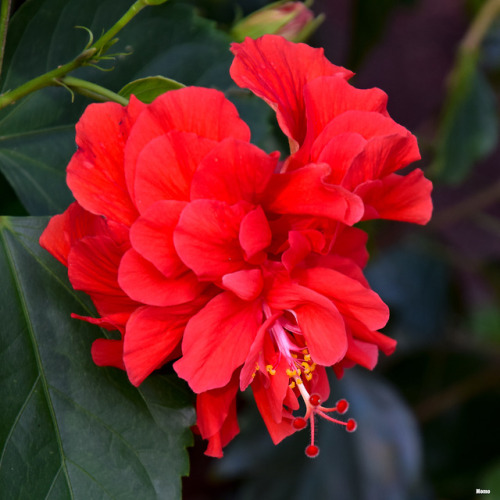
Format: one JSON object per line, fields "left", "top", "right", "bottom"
{"left": 267, "top": 281, "right": 348, "bottom": 366}
{"left": 91, "top": 338, "right": 125, "bottom": 370}
{"left": 355, "top": 170, "right": 433, "bottom": 224}
{"left": 124, "top": 87, "right": 250, "bottom": 201}
{"left": 123, "top": 305, "right": 191, "bottom": 386}
{"left": 264, "top": 164, "right": 364, "bottom": 225}
{"left": 296, "top": 267, "right": 390, "bottom": 331}
{"left": 239, "top": 205, "right": 272, "bottom": 261}
{"left": 345, "top": 335, "right": 379, "bottom": 370}
{"left": 222, "top": 269, "right": 264, "bottom": 301}
{"left": 130, "top": 200, "right": 188, "bottom": 278}
{"left": 39, "top": 202, "right": 109, "bottom": 266}
{"left": 174, "top": 200, "right": 247, "bottom": 280}
{"left": 67, "top": 97, "right": 145, "bottom": 226}
{"left": 134, "top": 131, "right": 218, "bottom": 213}
{"left": 68, "top": 236, "right": 138, "bottom": 316}
{"left": 196, "top": 373, "right": 240, "bottom": 457}
{"left": 252, "top": 375, "right": 296, "bottom": 444}
{"left": 118, "top": 248, "right": 203, "bottom": 307}
{"left": 174, "top": 292, "right": 262, "bottom": 393}
{"left": 343, "top": 134, "right": 420, "bottom": 189}
{"left": 303, "top": 76, "right": 388, "bottom": 146}
{"left": 190, "top": 138, "right": 279, "bottom": 204}
{"left": 230, "top": 34, "right": 352, "bottom": 150}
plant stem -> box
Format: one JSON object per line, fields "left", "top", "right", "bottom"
{"left": 59, "top": 76, "right": 128, "bottom": 105}
{"left": 91, "top": 0, "right": 150, "bottom": 53}
{"left": 461, "top": 0, "right": 500, "bottom": 54}
{"left": 0, "top": 0, "right": 11, "bottom": 78}
{"left": 0, "top": 0, "right": 166, "bottom": 110}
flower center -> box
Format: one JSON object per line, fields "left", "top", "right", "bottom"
{"left": 263, "top": 304, "right": 357, "bottom": 457}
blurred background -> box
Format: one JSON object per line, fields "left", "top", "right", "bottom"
{"left": 180, "top": 1, "right": 500, "bottom": 499}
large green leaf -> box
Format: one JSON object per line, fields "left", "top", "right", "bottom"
{"left": 0, "top": 0, "right": 233, "bottom": 215}
{"left": 0, "top": 216, "right": 195, "bottom": 499}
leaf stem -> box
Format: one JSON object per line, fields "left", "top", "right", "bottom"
{"left": 58, "top": 76, "right": 129, "bottom": 105}
{"left": 0, "top": 0, "right": 11, "bottom": 78}
{"left": 0, "top": 0, "right": 167, "bottom": 110}
{"left": 461, "top": 0, "right": 500, "bottom": 54}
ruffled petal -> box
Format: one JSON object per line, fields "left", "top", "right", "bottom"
{"left": 266, "top": 280, "right": 348, "bottom": 366}
{"left": 296, "top": 267, "right": 390, "bottom": 331}
{"left": 67, "top": 96, "right": 145, "bottom": 226}
{"left": 91, "top": 338, "right": 126, "bottom": 370}
{"left": 174, "top": 200, "right": 248, "bottom": 280}
{"left": 264, "top": 164, "right": 364, "bottom": 225}
{"left": 190, "top": 138, "right": 279, "bottom": 204}
{"left": 222, "top": 269, "right": 264, "bottom": 301}
{"left": 118, "top": 248, "right": 203, "bottom": 307}
{"left": 134, "top": 131, "right": 218, "bottom": 213}
{"left": 129, "top": 200, "right": 188, "bottom": 277}
{"left": 356, "top": 170, "right": 434, "bottom": 224}
{"left": 39, "top": 202, "right": 109, "bottom": 266}
{"left": 124, "top": 87, "right": 250, "bottom": 202}
{"left": 196, "top": 373, "right": 240, "bottom": 458}
{"left": 124, "top": 305, "right": 194, "bottom": 386}
{"left": 302, "top": 76, "right": 388, "bottom": 148}
{"left": 239, "top": 205, "right": 272, "bottom": 261}
{"left": 230, "top": 35, "right": 352, "bottom": 150}
{"left": 68, "top": 236, "right": 138, "bottom": 316}
{"left": 174, "top": 292, "right": 262, "bottom": 393}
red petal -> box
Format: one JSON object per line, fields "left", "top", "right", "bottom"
{"left": 342, "top": 134, "right": 420, "bottom": 189}
{"left": 196, "top": 373, "right": 240, "bottom": 457}
{"left": 71, "top": 312, "right": 130, "bottom": 333}
{"left": 266, "top": 280, "right": 348, "bottom": 366}
{"left": 252, "top": 375, "right": 295, "bottom": 444}
{"left": 134, "top": 131, "right": 218, "bottom": 213}
{"left": 302, "top": 76, "right": 388, "bottom": 148}
{"left": 67, "top": 97, "right": 144, "bottom": 226}
{"left": 296, "top": 267, "right": 390, "bottom": 331}
{"left": 130, "top": 200, "right": 187, "bottom": 277}
{"left": 222, "top": 269, "right": 264, "bottom": 301}
{"left": 68, "top": 236, "right": 138, "bottom": 316}
{"left": 345, "top": 335, "right": 379, "bottom": 370}
{"left": 230, "top": 35, "right": 352, "bottom": 150}
{"left": 356, "top": 170, "right": 433, "bottom": 224}
{"left": 312, "top": 133, "right": 367, "bottom": 184}
{"left": 239, "top": 205, "right": 272, "bottom": 261}
{"left": 190, "top": 138, "right": 278, "bottom": 204}
{"left": 91, "top": 338, "right": 126, "bottom": 370}
{"left": 174, "top": 292, "right": 262, "bottom": 393}
{"left": 264, "top": 164, "right": 364, "bottom": 225}
{"left": 123, "top": 305, "right": 193, "bottom": 386}
{"left": 174, "top": 200, "right": 247, "bottom": 280}
{"left": 118, "top": 248, "right": 203, "bottom": 307}
{"left": 124, "top": 87, "right": 250, "bottom": 202}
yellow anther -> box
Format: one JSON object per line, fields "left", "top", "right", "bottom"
{"left": 296, "top": 377, "right": 303, "bottom": 385}
{"left": 296, "top": 368, "right": 302, "bottom": 376}
{"left": 310, "top": 363, "right": 316, "bottom": 372}
{"left": 286, "top": 368, "right": 296, "bottom": 378}
{"left": 305, "top": 372, "right": 313, "bottom": 381}
{"left": 289, "top": 381, "right": 296, "bottom": 389}
{"left": 255, "top": 363, "right": 260, "bottom": 371}
{"left": 292, "top": 353, "right": 298, "bottom": 359}
{"left": 252, "top": 372, "right": 256, "bottom": 379}
{"left": 304, "top": 354, "right": 312, "bottom": 362}
{"left": 266, "top": 364, "right": 276, "bottom": 376}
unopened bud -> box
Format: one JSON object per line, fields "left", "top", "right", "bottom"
{"left": 231, "top": 1, "right": 324, "bottom": 43}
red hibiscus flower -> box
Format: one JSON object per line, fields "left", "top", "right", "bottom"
{"left": 40, "top": 34, "right": 432, "bottom": 458}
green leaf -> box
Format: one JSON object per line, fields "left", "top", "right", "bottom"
{"left": 0, "top": 216, "right": 195, "bottom": 499}
{"left": 431, "top": 51, "right": 498, "bottom": 184}
{"left": 118, "top": 76, "right": 185, "bottom": 103}
{"left": 0, "top": 0, "right": 232, "bottom": 215}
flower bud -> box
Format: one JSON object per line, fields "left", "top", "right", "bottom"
{"left": 231, "top": 1, "right": 324, "bottom": 43}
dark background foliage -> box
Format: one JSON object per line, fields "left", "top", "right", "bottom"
{"left": 0, "top": 0, "right": 499, "bottom": 499}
